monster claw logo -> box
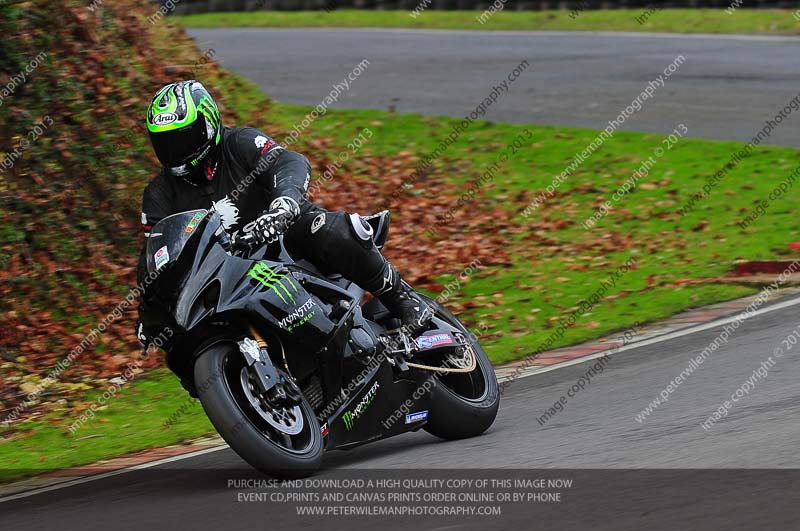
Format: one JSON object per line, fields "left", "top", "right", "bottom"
{"left": 248, "top": 262, "right": 299, "bottom": 305}
{"left": 341, "top": 381, "right": 380, "bottom": 431}
{"left": 341, "top": 411, "right": 354, "bottom": 431}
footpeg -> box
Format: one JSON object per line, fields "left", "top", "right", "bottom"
{"left": 388, "top": 353, "right": 411, "bottom": 376}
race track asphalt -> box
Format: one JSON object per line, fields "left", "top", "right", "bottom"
{"left": 188, "top": 28, "right": 800, "bottom": 146}
{"left": 4, "top": 295, "right": 799, "bottom": 530}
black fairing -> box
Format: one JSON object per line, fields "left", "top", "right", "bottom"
{"left": 147, "top": 210, "right": 338, "bottom": 351}
{"left": 145, "top": 210, "right": 208, "bottom": 275}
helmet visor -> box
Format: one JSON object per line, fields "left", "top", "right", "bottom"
{"left": 149, "top": 119, "right": 210, "bottom": 172}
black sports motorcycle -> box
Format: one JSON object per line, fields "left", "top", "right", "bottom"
{"left": 143, "top": 208, "right": 499, "bottom": 477}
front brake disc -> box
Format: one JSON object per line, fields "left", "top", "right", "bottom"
{"left": 240, "top": 368, "right": 304, "bottom": 435}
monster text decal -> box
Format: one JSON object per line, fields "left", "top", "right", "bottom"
{"left": 342, "top": 381, "right": 380, "bottom": 431}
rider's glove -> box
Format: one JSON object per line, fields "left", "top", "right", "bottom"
{"left": 136, "top": 320, "right": 173, "bottom": 355}
{"left": 136, "top": 320, "right": 154, "bottom": 347}
{"left": 252, "top": 196, "right": 300, "bottom": 245}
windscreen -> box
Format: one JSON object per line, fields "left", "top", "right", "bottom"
{"left": 145, "top": 210, "right": 208, "bottom": 276}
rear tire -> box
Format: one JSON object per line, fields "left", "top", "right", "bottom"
{"left": 194, "top": 343, "right": 323, "bottom": 478}
{"left": 421, "top": 300, "right": 500, "bottom": 440}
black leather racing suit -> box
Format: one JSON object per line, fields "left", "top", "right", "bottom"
{"left": 136, "top": 126, "right": 395, "bottom": 339}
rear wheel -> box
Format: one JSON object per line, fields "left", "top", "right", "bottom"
{"left": 194, "top": 343, "right": 323, "bottom": 478}
{"left": 421, "top": 300, "right": 500, "bottom": 440}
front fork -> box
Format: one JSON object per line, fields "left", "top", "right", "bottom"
{"left": 238, "top": 325, "right": 300, "bottom": 407}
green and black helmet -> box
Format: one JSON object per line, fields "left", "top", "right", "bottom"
{"left": 146, "top": 81, "right": 221, "bottom": 182}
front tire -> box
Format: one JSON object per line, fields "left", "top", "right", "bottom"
{"left": 421, "top": 300, "right": 500, "bottom": 440}
{"left": 194, "top": 343, "right": 323, "bottom": 478}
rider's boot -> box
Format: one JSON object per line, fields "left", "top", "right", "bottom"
{"left": 364, "top": 261, "right": 434, "bottom": 332}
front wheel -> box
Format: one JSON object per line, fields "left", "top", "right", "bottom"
{"left": 194, "top": 343, "right": 323, "bottom": 478}
{"left": 421, "top": 300, "right": 500, "bottom": 440}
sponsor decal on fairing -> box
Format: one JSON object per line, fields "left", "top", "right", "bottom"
{"left": 278, "top": 298, "right": 317, "bottom": 330}
{"left": 405, "top": 410, "right": 428, "bottom": 424}
{"left": 184, "top": 211, "right": 204, "bottom": 233}
{"left": 341, "top": 381, "right": 380, "bottom": 431}
{"left": 416, "top": 334, "right": 454, "bottom": 349}
{"left": 154, "top": 245, "right": 169, "bottom": 270}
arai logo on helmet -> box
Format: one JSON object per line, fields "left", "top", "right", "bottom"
{"left": 152, "top": 112, "right": 178, "bottom": 126}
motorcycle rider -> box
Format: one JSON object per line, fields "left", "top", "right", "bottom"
{"left": 135, "top": 81, "right": 433, "bottom": 348}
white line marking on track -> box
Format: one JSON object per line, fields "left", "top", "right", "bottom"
{"left": 500, "top": 294, "right": 800, "bottom": 381}
{"left": 0, "top": 444, "right": 229, "bottom": 504}
{"left": 213, "top": 27, "right": 800, "bottom": 43}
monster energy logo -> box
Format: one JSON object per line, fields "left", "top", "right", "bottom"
{"left": 197, "top": 96, "right": 219, "bottom": 129}
{"left": 248, "top": 262, "right": 299, "bottom": 304}
{"left": 342, "top": 381, "right": 380, "bottom": 431}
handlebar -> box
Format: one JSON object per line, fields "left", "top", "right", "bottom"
{"left": 222, "top": 213, "right": 290, "bottom": 253}
{"left": 230, "top": 232, "right": 258, "bottom": 252}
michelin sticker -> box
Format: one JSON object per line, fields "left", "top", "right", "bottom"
{"left": 405, "top": 410, "right": 428, "bottom": 424}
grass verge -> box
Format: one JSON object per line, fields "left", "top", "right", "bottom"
{"left": 175, "top": 9, "right": 800, "bottom": 35}
{"left": 265, "top": 102, "right": 789, "bottom": 363}
{"left": 0, "top": 370, "right": 211, "bottom": 483}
